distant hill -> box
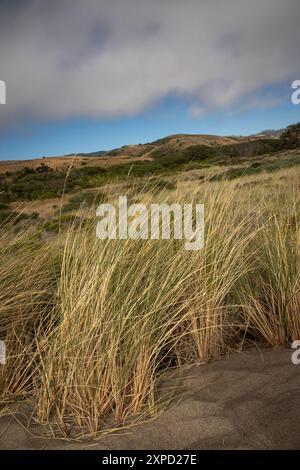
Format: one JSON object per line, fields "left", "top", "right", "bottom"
{"left": 0, "top": 125, "right": 298, "bottom": 175}
{"left": 0, "top": 132, "right": 257, "bottom": 173}
{"left": 251, "top": 129, "right": 284, "bottom": 139}
{"left": 65, "top": 150, "right": 108, "bottom": 157}
{"left": 106, "top": 134, "right": 241, "bottom": 159}
{"left": 1, "top": 123, "right": 300, "bottom": 204}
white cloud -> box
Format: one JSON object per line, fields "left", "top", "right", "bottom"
{"left": 0, "top": 0, "right": 299, "bottom": 124}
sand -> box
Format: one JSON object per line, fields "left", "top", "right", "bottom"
{"left": 1, "top": 347, "right": 300, "bottom": 450}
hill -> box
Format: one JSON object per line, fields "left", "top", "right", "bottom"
{"left": 0, "top": 129, "right": 283, "bottom": 174}
{"left": 0, "top": 124, "right": 299, "bottom": 207}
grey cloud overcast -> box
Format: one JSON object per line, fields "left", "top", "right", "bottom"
{"left": 0, "top": 0, "right": 300, "bottom": 123}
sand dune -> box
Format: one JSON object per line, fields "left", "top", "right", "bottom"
{"left": 1, "top": 348, "right": 299, "bottom": 450}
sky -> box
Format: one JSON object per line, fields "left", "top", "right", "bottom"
{"left": 0, "top": 0, "right": 300, "bottom": 160}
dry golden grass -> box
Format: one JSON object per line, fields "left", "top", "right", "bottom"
{"left": 0, "top": 165, "right": 299, "bottom": 438}
{"left": 0, "top": 154, "right": 153, "bottom": 174}
{"left": 10, "top": 197, "right": 63, "bottom": 219}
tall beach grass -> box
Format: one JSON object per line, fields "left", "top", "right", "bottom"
{"left": 0, "top": 166, "right": 299, "bottom": 437}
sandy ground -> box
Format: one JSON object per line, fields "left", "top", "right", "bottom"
{"left": 1, "top": 347, "right": 300, "bottom": 450}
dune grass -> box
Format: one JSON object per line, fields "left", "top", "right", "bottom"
{"left": 0, "top": 166, "right": 299, "bottom": 438}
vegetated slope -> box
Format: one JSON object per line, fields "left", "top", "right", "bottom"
{"left": 0, "top": 134, "right": 233, "bottom": 173}
{"left": 0, "top": 127, "right": 284, "bottom": 175}
{"left": 0, "top": 153, "right": 152, "bottom": 174}
{"left": 106, "top": 133, "right": 241, "bottom": 158}
{"left": 0, "top": 124, "right": 298, "bottom": 205}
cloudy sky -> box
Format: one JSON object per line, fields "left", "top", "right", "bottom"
{"left": 0, "top": 0, "right": 300, "bottom": 159}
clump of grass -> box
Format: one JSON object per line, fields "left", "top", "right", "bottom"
{"left": 0, "top": 224, "right": 57, "bottom": 405}
{"left": 0, "top": 168, "right": 300, "bottom": 438}
{"left": 34, "top": 182, "right": 254, "bottom": 436}
{"left": 236, "top": 172, "right": 300, "bottom": 345}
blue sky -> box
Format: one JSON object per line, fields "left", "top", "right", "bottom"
{"left": 0, "top": 0, "right": 300, "bottom": 160}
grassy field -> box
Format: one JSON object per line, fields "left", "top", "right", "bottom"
{"left": 0, "top": 157, "right": 300, "bottom": 438}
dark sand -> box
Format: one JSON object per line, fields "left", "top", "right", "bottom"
{"left": 1, "top": 348, "right": 300, "bottom": 450}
